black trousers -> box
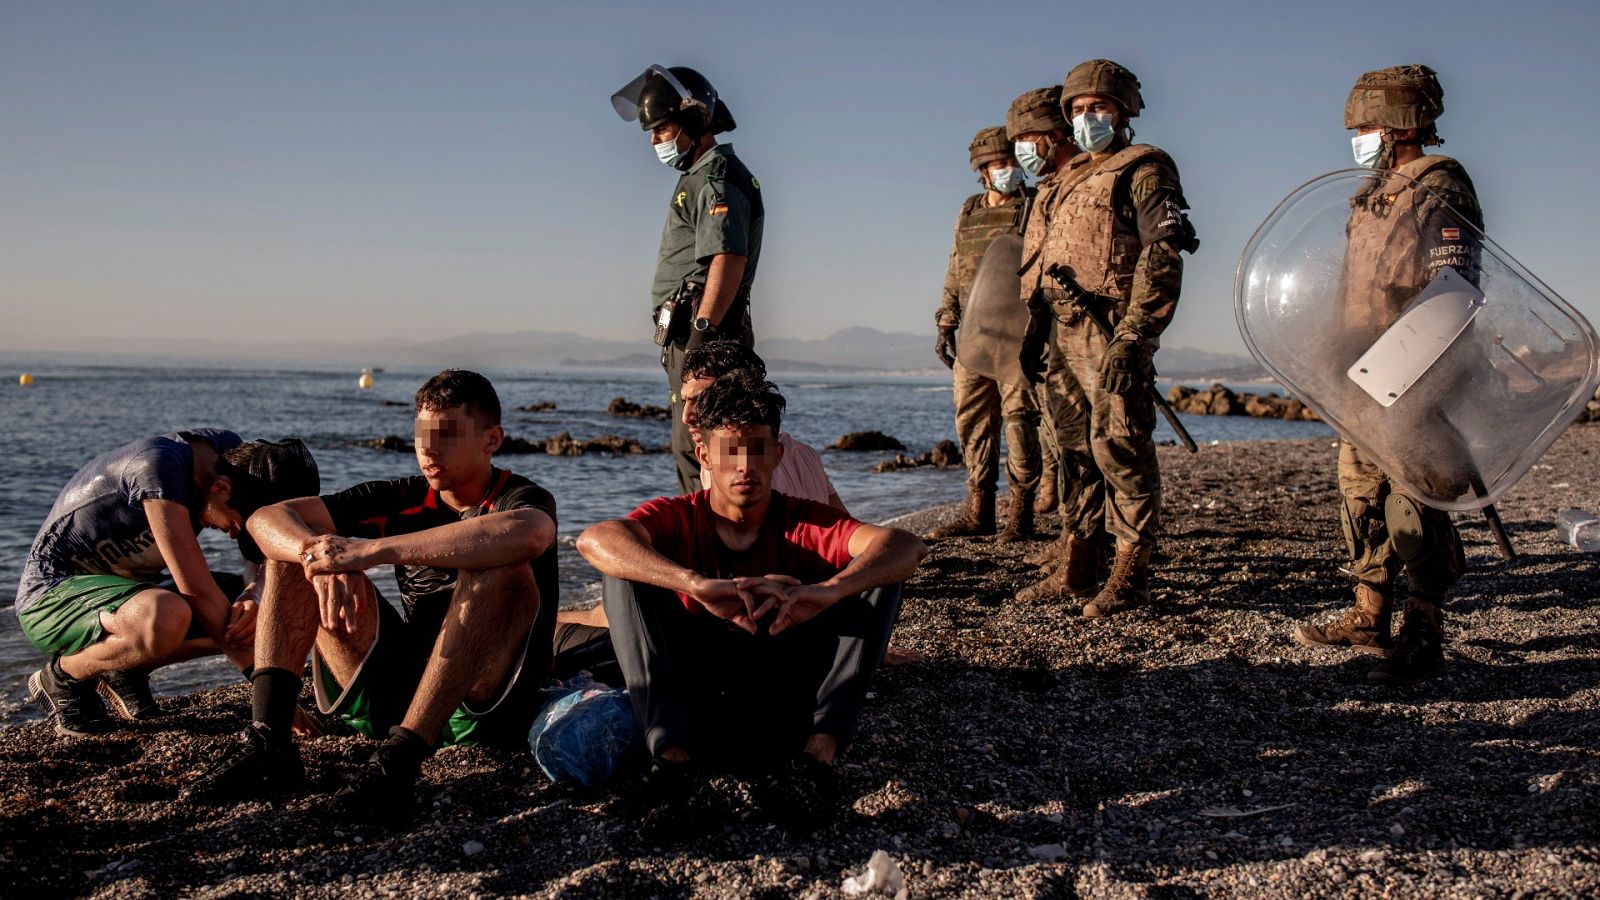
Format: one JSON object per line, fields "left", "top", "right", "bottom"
{"left": 602, "top": 576, "right": 902, "bottom": 766}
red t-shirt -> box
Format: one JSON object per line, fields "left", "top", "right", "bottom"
{"left": 627, "top": 491, "right": 862, "bottom": 612}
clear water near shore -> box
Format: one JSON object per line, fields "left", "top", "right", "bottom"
{"left": 0, "top": 358, "right": 1331, "bottom": 720}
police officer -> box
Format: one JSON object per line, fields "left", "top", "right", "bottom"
{"left": 1015, "top": 61, "right": 1198, "bottom": 617}
{"left": 1291, "top": 65, "right": 1479, "bottom": 685}
{"left": 612, "top": 65, "right": 764, "bottom": 494}
{"left": 931, "top": 126, "right": 1042, "bottom": 542}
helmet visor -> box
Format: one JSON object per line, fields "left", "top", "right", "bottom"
{"left": 610, "top": 64, "right": 707, "bottom": 129}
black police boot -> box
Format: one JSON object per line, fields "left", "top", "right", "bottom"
{"left": 27, "top": 657, "right": 113, "bottom": 738}
{"left": 181, "top": 722, "right": 304, "bottom": 803}
{"left": 99, "top": 668, "right": 164, "bottom": 720}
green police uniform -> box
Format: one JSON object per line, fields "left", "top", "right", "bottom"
{"left": 653, "top": 143, "right": 764, "bottom": 494}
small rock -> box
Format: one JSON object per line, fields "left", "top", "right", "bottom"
{"left": 462, "top": 841, "right": 485, "bottom": 857}
{"left": 1390, "top": 824, "right": 1405, "bottom": 837}
{"left": 1028, "top": 843, "right": 1067, "bottom": 862}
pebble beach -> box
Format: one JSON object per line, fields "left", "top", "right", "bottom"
{"left": 3, "top": 429, "right": 1598, "bottom": 898}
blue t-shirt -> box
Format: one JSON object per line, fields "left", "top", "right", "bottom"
{"left": 14, "top": 429, "right": 243, "bottom": 613}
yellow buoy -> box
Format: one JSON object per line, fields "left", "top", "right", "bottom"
{"left": 357, "top": 370, "right": 374, "bottom": 390}
{"left": 19, "top": 373, "right": 34, "bottom": 386}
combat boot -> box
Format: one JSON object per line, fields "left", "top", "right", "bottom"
{"left": 1016, "top": 536, "right": 1102, "bottom": 602}
{"left": 1367, "top": 598, "right": 1446, "bottom": 685}
{"left": 930, "top": 487, "right": 996, "bottom": 539}
{"left": 997, "top": 487, "right": 1035, "bottom": 544}
{"left": 1082, "top": 544, "right": 1153, "bottom": 618}
{"left": 1034, "top": 475, "right": 1059, "bottom": 518}
{"left": 1024, "top": 530, "right": 1068, "bottom": 568}
{"left": 1292, "top": 585, "right": 1393, "bottom": 654}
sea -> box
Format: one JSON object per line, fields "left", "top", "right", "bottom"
{"left": 0, "top": 358, "right": 1331, "bottom": 722}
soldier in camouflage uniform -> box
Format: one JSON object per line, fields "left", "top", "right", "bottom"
{"left": 931, "top": 127, "right": 1042, "bottom": 542}
{"left": 1015, "top": 61, "right": 1198, "bottom": 617}
{"left": 1005, "top": 86, "right": 1100, "bottom": 583}
{"left": 1292, "top": 66, "right": 1479, "bottom": 686}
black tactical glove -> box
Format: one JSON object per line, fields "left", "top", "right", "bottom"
{"left": 934, "top": 327, "right": 957, "bottom": 369}
{"left": 1019, "top": 302, "right": 1051, "bottom": 386}
{"left": 1099, "top": 337, "right": 1146, "bottom": 395}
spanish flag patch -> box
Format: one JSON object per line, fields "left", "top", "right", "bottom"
{"left": 709, "top": 202, "right": 729, "bottom": 217}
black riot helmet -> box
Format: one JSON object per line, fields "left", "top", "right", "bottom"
{"left": 612, "top": 64, "right": 736, "bottom": 137}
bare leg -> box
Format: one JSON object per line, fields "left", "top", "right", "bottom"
{"left": 58, "top": 589, "right": 192, "bottom": 681}
{"left": 556, "top": 605, "right": 609, "bottom": 628}
{"left": 402, "top": 563, "right": 539, "bottom": 745}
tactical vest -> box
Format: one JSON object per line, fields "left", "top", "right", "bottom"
{"left": 1020, "top": 159, "right": 1097, "bottom": 292}
{"left": 1043, "top": 144, "right": 1177, "bottom": 308}
{"left": 953, "top": 191, "right": 1028, "bottom": 302}
{"left": 1343, "top": 155, "right": 1471, "bottom": 332}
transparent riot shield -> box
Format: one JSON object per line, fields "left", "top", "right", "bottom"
{"left": 957, "top": 233, "right": 1029, "bottom": 388}
{"left": 1236, "top": 169, "right": 1599, "bottom": 511}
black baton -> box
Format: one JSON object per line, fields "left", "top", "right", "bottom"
{"left": 1045, "top": 265, "right": 1199, "bottom": 454}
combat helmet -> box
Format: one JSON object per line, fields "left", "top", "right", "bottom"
{"left": 969, "top": 126, "right": 1012, "bottom": 170}
{"left": 1006, "top": 86, "right": 1067, "bottom": 139}
{"left": 612, "top": 65, "right": 737, "bottom": 136}
{"left": 1344, "top": 64, "right": 1444, "bottom": 133}
{"left": 1061, "top": 59, "right": 1144, "bottom": 118}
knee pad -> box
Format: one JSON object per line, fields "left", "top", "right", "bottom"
{"left": 1384, "top": 494, "right": 1426, "bottom": 561}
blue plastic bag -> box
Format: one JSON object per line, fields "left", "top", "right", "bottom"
{"left": 528, "top": 675, "right": 644, "bottom": 786}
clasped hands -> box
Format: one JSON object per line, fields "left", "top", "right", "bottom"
{"left": 689, "top": 574, "right": 838, "bottom": 636}
{"left": 296, "top": 535, "right": 381, "bottom": 635}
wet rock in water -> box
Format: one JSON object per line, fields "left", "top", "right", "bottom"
{"left": 832, "top": 431, "right": 907, "bottom": 452}
{"left": 379, "top": 399, "right": 410, "bottom": 407}
{"left": 537, "top": 432, "right": 663, "bottom": 456}
{"left": 497, "top": 436, "right": 546, "bottom": 454}
{"left": 345, "top": 435, "right": 413, "bottom": 452}
{"left": 607, "top": 397, "right": 671, "bottom": 420}
{"left": 874, "top": 440, "right": 963, "bottom": 472}
{"left": 1166, "top": 384, "right": 1320, "bottom": 421}
{"left": 514, "top": 401, "right": 557, "bottom": 412}
{"left": 929, "top": 440, "right": 962, "bottom": 468}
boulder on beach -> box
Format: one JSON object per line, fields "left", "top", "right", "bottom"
{"left": 831, "top": 430, "right": 907, "bottom": 452}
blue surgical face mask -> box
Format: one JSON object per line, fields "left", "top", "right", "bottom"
{"left": 988, "top": 166, "right": 1024, "bottom": 194}
{"left": 654, "top": 134, "right": 688, "bottom": 169}
{"left": 1072, "top": 111, "right": 1117, "bottom": 153}
{"left": 1351, "top": 131, "right": 1384, "bottom": 169}
{"left": 1014, "top": 141, "right": 1047, "bottom": 177}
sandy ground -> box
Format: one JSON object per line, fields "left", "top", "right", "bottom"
{"left": 3, "top": 429, "right": 1598, "bottom": 898}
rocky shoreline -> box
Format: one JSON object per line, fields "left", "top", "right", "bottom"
{"left": 4, "top": 429, "right": 1599, "bottom": 897}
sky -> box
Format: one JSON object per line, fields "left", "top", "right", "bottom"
{"left": 3, "top": 0, "right": 1599, "bottom": 358}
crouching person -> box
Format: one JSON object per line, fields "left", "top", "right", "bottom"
{"left": 18, "top": 431, "right": 319, "bottom": 736}
{"left": 576, "top": 374, "right": 926, "bottom": 833}
{"left": 183, "top": 370, "right": 559, "bottom": 816}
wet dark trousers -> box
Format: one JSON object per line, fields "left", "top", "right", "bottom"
{"left": 601, "top": 576, "right": 902, "bottom": 766}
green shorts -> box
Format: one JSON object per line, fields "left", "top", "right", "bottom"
{"left": 17, "top": 575, "right": 156, "bottom": 655}
{"left": 310, "top": 592, "right": 550, "bottom": 749}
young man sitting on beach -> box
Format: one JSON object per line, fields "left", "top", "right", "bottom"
{"left": 183, "top": 370, "right": 559, "bottom": 815}
{"left": 681, "top": 339, "right": 846, "bottom": 511}
{"left": 576, "top": 374, "right": 926, "bottom": 833}
{"left": 17, "top": 432, "right": 320, "bottom": 737}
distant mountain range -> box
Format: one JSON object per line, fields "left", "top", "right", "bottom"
{"left": 4, "top": 326, "right": 1265, "bottom": 380}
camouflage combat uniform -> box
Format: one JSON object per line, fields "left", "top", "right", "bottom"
{"left": 937, "top": 189, "right": 1042, "bottom": 509}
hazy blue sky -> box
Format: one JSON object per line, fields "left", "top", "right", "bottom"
{"left": 4, "top": 0, "right": 1598, "bottom": 357}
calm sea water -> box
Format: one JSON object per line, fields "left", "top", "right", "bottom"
{"left": 0, "top": 358, "right": 1330, "bottom": 721}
